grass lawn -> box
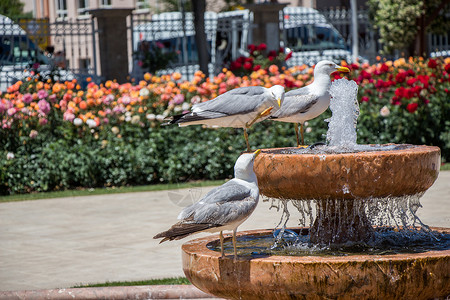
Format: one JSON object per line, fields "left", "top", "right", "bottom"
{"left": 0, "top": 180, "right": 226, "bottom": 203}
{"left": 73, "top": 277, "right": 191, "bottom": 288}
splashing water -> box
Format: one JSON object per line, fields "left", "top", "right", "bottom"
{"left": 326, "top": 78, "right": 360, "bottom": 148}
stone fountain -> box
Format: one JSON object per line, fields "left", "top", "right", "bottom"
{"left": 182, "top": 79, "right": 449, "bottom": 299}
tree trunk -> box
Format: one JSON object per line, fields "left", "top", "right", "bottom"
{"left": 191, "top": 0, "right": 209, "bottom": 77}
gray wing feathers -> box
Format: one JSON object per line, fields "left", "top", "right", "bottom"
{"left": 154, "top": 181, "right": 257, "bottom": 243}
{"left": 271, "top": 93, "right": 319, "bottom": 118}
{"left": 285, "top": 86, "right": 311, "bottom": 97}
{"left": 193, "top": 86, "right": 268, "bottom": 116}
{"left": 178, "top": 181, "right": 252, "bottom": 220}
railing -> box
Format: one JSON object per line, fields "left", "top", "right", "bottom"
{"left": 0, "top": 16, "right": 99, "bottom": 91}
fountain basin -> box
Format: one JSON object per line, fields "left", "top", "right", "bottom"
{"left": 254, "top": 145, "right": 440, "bottom": 200}
{"left": 182, "top": 228, "right": 450, "bottom": 300}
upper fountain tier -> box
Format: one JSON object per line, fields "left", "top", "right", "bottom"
{"left": 254, "top": 145, "right": 440, "bottom": 200}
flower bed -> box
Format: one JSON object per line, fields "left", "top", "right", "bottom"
{"left": 1, "top": 57, "right": 449, "bottom": 194}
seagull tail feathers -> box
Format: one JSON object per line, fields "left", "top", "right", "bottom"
{"left": 153, "top": 223, "right": 220, "bottom": 243}
{"left": 161, "top": 113, "right": 186, "bottom": 126}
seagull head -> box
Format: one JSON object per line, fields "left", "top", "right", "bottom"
{"left": 268, "top": 85, "right": 285, "bottom": 108}
{"left": 234, "top": 149, "right": 261, "bottom": 182}
{"left": 314, "top": 60, "right": 350, "bottom": 76}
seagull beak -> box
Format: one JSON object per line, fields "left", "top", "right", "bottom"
{"left": 336, "top": 66, "right": 350, "bottom": 73}
{"left": 277, "top": 98, "right": 282, "bottom": 107}
{"left": 253, "top": 149, "right": 261, "bottom": 157}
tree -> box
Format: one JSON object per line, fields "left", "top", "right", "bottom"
{"left": 0, "top": 0, "right": 32, "bottom": 19}
{"left": 369, "top": 0, "right": 450, "bottom": 56}
{"left": 191, "top": 0, "right": 209, "bottom": 77}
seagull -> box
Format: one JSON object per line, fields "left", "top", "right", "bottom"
{"left": 154, "top": 149, "right": 261, "bottom": 259}
{"left": 270, "top": 60, "right": 350, "bottom": 146}
{"left": 165, "top": 86, "right": 285, "bottom": 151}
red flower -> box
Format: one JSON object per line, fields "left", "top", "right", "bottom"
{"left": 243, "top": 62, "right": 252, "bottom": 70}
{"left": 406, "top": 78, "right": 417, "bottom": 86}
{"left": 361, "top": 96, "right": 369, "bottom": 102}
{"left": 407, "top": 69, "right": 416, "bottom": 77}
{"left": 392, "top": 96, "right": 401, "bottom": 105}
{"left": 379, "top": 63, "right": 389, "bottom": 73}
{"left": 427, "top": 59, "right": 437, "bottom": 68}
{"left": 253, "top": 65, "right": 261, "bottom": 71}
{"left": 395, "top": 71, "right": 407, "bottom": 83}
{"left": 395, "top": 87, "right": 406, "bottom": 98}
{"left": 268, "top": 50, "right": 277, "bottom": 58}
{"left": 406, "top": 102, "right": 419, "bottom": 113}
{"left": 248, "top": 44, "right": 256, "bottom": 53}
{"left": 257, "top": 43, "right": 267, "bottom": 51}
{"left": 445, "top": 63, "right": 450, "bottom": 73}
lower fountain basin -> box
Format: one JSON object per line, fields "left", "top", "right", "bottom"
{"left": 254, "top": 145, "right": 440, "bottom": 200}
{"left": 182, "top": 228, "right": 450, "bottom": 300}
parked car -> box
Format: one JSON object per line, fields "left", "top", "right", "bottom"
{"left": 0, "top": 14, "right": 74, "bottom": 91}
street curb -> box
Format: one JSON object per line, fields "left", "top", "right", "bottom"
{"left": 0, "top": 285, "right": 219, "bottom": 300}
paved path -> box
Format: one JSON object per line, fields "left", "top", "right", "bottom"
{"left": 0, "top": 172, "right": 449, "bottom": 292}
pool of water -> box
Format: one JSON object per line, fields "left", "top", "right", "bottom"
{"left": 207, "top": 227, "right": 450, "bottom": 257}
{"left": 262, "top": 144, "right": 415, "bottom": 155}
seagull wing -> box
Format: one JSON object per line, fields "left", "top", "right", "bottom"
{"left": 188, "top": 181, "right": 256, "bottom": 225}
{"left": 271, "top": 93, "right": 319, "bottom": 119}
{"left": 154, "top": 180, "right": 257, "bottom": 242}
{"left": 174, "top": 86, "right": 269, "bottom": 123}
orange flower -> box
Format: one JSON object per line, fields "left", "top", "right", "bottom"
{"left": 79, "top": 101, "right": 88, "bottom": 110}
{"left": 268, "top": 65, "right": 279, "bottom": 74}
{"left": 172, "top": 72, "right": 182, "bottom": 80}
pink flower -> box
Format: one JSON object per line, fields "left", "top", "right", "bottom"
{"left": 103, "top": 94, "right": 114, "bottom": 105}
{"left": 7, "top": 107, "right": 16, "bottom": 116}
{"left": 63, "top": 110, "right": 75, "bottom": 122}
{"left": 121, "top": 96, "right": 131, "bottom": 105}
{"left": 23, "top": 93, "right": 33, "bottom": 104}
{"left": 49, "top": 94, "right": 58, "bottom": 103}
{"left": 171, "top": 94, "right": 185, "bottom": 105}
{"left": 39, "top": 118, "right": 48, "bottom": 125}
{"left": 38, "top": 99, "right": 51, "bottom": 115}
{"left": 29, "top": 130, "right": 38, "bottom": 139}
{"left": 191, "top": 95, "right": 201, "bottom": 104}
{"left": 37, "top": 89, "right": 48, "bottom": 99}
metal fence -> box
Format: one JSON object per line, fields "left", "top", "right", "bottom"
{"left": 1, "top": 8, "right": 450, "bottom": 90}
{"left": 0, "top": 15, "right": 99, "bottom": 91}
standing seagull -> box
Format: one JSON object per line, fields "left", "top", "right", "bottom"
{"left": 165, "top": 86, "right": 285, "bottom": 151}
{"left": 154, "top": 150, "right": 261, "bottom": 259}
{"left": 270, "top": 60, "right": 350, "bottom": 146}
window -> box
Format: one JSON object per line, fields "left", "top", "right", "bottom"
{"left": 78, "top": 0, "right": 89, "bottom": 16}
{"left": 136, "top": 0, "right": 150, "bottom": 10}
{"left": 55, "top": 0, "right": 68, "bottom": 20}
{"left": 100, "top": 0, "right": 111, "bottom": 7}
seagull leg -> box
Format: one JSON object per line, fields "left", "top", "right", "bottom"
{"left": 232, "top": 229, "right": 237, "bottom": 261}
{"left": 220, "top": 231, "right": 225, "bottom": 258}
{"left": 243, "top": 128, "right": 251, "bottom": 152}
{"left": 300, "top": 123, "right": 305, "bottom": 145}
{"left": 295, "top": 123, "right": 300, "bottom": 147}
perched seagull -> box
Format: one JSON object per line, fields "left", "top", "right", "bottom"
{"left": 270, "top": 60, "right": 350, "bottom": 146}
{"left": 165, "top": 86, "right": 285, "bottom": 151}
{"left": 154, "top": 149, "right": 261, "bottom": 259}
